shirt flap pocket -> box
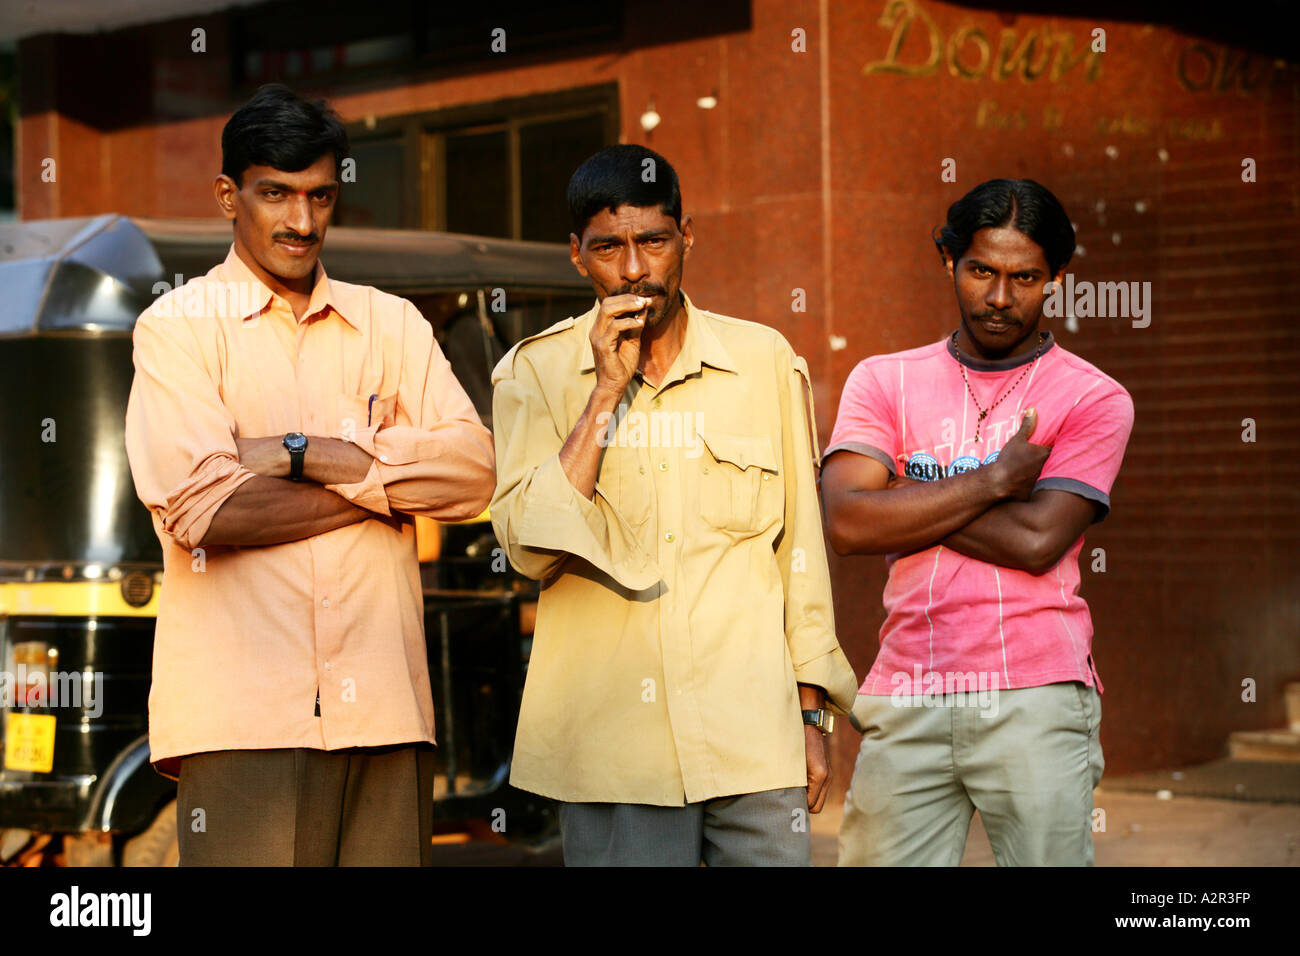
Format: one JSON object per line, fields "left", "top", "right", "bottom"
{"left": 699, "top": 430, "right": 778, "bottom": 473}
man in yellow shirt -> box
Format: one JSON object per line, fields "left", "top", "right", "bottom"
{"left": 490, "top": 145, "right": 857, "bottom": 865}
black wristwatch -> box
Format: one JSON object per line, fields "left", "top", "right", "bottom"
{"left": 802, "top": 708, "right": 835, "bottom": 735}
{"left": 283, "top": 432, "right": 308, "bottom": 481}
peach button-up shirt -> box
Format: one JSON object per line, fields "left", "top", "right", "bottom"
{"left": 125, "top": 244, "right": 495, "bottom": 777}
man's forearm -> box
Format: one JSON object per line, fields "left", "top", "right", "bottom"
{"left": 939, "top": 501, "right": 1042, "bottom": 571}
{"left": 237, "top": 435, "right": 373, "bottom": 485}
{"left": 558, "top": 385, "right": 623, "bottom": 499}
{"left": 798, "top": 683, "right": 826, "bottom": 709}
{"left": 828, "top": 468, "right": 1006, "bottom": 555}
{"left": 939, "top": 490, "right": 1098, "bottom": 574}
{"left": 303, "top": 436, "right": 373, "bottom": 485}
{"left": 200, "top": 476, "right": 372, "bottom": 547}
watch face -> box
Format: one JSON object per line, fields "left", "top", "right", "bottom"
{"left": 284, "top": 432, "right": 307, "bottom": 452}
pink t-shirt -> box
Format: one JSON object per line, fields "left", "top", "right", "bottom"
{"left": 825, "top": 333, "right": 1134, "bottom": 696}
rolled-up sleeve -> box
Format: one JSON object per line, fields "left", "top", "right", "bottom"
{"left": 774, "top": 346, "right": 860, "bottom": 715}
{"left": 125, "top": 308, "right": 257, "bottom": 552}
{"left": 489, "top": 354, "right": 660, "bottom": 590}
{"left": 325, "top": 303, "right": 495, "bottom": 521}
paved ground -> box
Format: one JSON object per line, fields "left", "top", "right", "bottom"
{"left": 811, "top": 787, "right": 1300, "bottom": 866}
{"left": 426, "top": 784, "right": 1300, "bottom": 866}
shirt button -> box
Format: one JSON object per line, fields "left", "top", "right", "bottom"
{"left": 762, "top": 473, "right": 771, "bottom": 481}
{"left": 653, "top": 397, "right": 662, "bottom": 408}
{"left": 324, "top": 661, "right": 332, "bottom": 671}
{"left": 322, "top": 598, "right": 331, "bottom": 608}
{"left": 658, "top": 461, "right": 668, "bottom": 472}
{"left": 379, "top": 455, "right": 388, "bottom": 463}
{"left": 664, "top": 531, "right": 675, "bottom": 543}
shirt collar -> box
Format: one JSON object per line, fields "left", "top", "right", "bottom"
{"left": 218, "top": 243, "right": 360, "bottom": 330}
{"left": 577, "top": 291, "right": 737, "bottom": 377}
{"left": 946, "top": 329, "right": 1055, "bottom": 371}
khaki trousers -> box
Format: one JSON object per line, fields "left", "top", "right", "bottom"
{"left": 176, "top": 744, "right": 436, "bottom": 866}
{"left": 838, "top": 681, "right": 1103, "bottom": 866}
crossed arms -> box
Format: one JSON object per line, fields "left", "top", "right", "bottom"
{"left": 198, "top": 438, "right": 382, "bottom": 547}
{"left": 821, "top": 410, "right": 1099, "bottom": 573}
{"left": 125, "top": 306, "right": 494, "bottom": 552}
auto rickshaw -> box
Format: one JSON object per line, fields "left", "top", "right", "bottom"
{"left": 0, "top": 214, "right": 593, "bottom": 865}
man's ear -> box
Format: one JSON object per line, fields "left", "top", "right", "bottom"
{"left": 214, "top": 174, "right": 238, "bottom": 221}
{"left": 680, "top": 214, "right": 694, "bottom": 260}
{"left": 569, "top": 233, "right": 589, "bottom": 277}
{"left": 943, "top": 251, "right": 955, "bottom": 280}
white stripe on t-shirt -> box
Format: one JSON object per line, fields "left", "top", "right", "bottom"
{"left": 994, "top": 566, "right": 1010, "bottom": 685}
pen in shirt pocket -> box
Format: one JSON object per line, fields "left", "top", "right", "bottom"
{"left": 367, "top": 393, "right": 378, "bottom": 427}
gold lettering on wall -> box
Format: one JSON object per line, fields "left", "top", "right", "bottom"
{"left": 1177, "top": 43, "right": 1285, "bottom": 96}
{"left": 864, "top": 0, "right": 1104, "bottom": 83}
{"left": 864, "top": 0, "right": 941, "bottom": 77}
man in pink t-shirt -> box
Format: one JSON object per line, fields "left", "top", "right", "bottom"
{"left": 824, "top": 178, "right": 1133, "bottom": 866}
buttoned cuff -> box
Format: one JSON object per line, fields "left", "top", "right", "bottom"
{"left": 791, "top": 644, "right": 859, "bottom": 716}
{"left": 325, "top": 457, "right": 392, "bottom": 517}
{"left": 346, "top": 420, "right": 385, "bottom": 459}
{"left": 516, "top": 455, "right": 662, "bottom": 591}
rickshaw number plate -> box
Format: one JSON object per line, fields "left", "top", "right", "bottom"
{"left": 4, "top": 713, "right": 57, "bottom": 773}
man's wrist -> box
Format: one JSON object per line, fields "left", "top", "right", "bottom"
{"left": 978, "top": 462, "right": 1012, "bottom": 502}
{"left": 802, "top": 708, "right": 835, "bottom": 735}
{"left": 590, "top": 383, "right": 626, "bottom": 410}
{"left": 283, "top": 432, "right": 308, "bottom": 481}
{"left": 797, "top": 682, "right": 826, "bottom": 709}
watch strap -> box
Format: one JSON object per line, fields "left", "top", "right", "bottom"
{"left": 802, "top": 708, "right": 834, "bottom": 734}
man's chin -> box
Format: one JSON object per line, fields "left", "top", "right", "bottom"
{"left": 269, "top": 249, "right": 320, "bottom": 279}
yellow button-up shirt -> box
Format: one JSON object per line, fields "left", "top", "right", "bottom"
{"left": 125, "top": 245, "right": 495, "bottom": 777}
{"left": 490, "top": 292, "right": 858, "bottom": 805}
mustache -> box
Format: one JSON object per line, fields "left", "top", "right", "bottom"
{"left": 612, "top": 283, "right": 667, "bottom": 299}
{"left": 273, "top": 233, "right": 319, "bottom": 244}
{"left": 973, "top": 311, "right": 1017, "bottom": 322}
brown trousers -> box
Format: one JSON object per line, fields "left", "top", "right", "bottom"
{"left": 176, "top": 744, "right": 435, "bottom": 866}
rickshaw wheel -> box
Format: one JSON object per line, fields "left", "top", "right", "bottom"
{"left": 122, "top": 799, "right": 179, "bottom": 867}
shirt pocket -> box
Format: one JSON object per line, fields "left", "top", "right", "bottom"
{"left": 697, "top": 429, "right": 781, "bottom": 532}
{"left": 338, "top": 391, "right": 398, "bottom": 443}
{"left": 598, "top": 444, "right": 652, "bottom": 531}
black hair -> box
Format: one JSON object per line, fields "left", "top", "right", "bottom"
{"left": 221, "top": 83, "right": 350, "bottom": 186}
{"left": 567, "top": 144, "right": 682, "bottom": 238}
{"left": 933, "top": 179, "right": 1076, "bottom": 276}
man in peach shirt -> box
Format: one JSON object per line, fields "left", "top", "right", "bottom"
{"left": 124, "top": 84, "right": 495, "bottom": 865}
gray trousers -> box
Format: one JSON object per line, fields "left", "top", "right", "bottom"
{"left": 559, "top": 786, "right": 812, "bottom": 866}
{"left": 839, "top": 682, "right": 1104, "bottom": 866}
{"left": 176, "top": 744, "right": 436, "bottom": 866}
